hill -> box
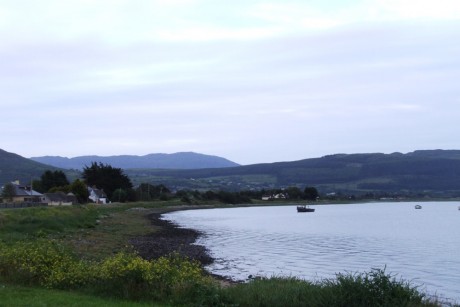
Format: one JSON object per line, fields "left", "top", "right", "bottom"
{"left": 30, "top": 152, "right": 240, "bottom": 170}
{"left": 124, "top": 150, "right": 460, "bottom": 196}
{"left": 4, "top": 149, "right": 460, "bottom": 197}
{"left": 0, "top": 149, "right": 78, "bottom": 185}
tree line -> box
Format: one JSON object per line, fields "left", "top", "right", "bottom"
{"left": 28, "top": 163, "right": 133, "bottom": 204}
{"left": 3, "top": 162, "right": 319, "bottom": 205}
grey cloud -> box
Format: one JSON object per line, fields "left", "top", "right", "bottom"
{"left": 1, "top": 21, "right": 459, "bottom": 164}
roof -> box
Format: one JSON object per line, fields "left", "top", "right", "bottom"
{"left": 44, "top": 192, "right": 70, "bottom": 202}
{"left": 88, "top": 187, "right": 107, "bottom": 198}
{"left": 4, "top": 181, "right": 43, "bottom": 197}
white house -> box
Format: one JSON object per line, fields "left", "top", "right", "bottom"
{"left": 88, "top": 187, "right": 108, "bottom": 204}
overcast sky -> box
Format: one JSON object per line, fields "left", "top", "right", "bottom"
{"left": 1, "top": 0, "right": 459, "bottom": 165}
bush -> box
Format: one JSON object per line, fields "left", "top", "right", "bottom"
{"left": 92, "top": 253, "right": 221, "bottom": 304}
{"left": 93, "top": 252, "right": 153, "bottom": 300}
{"left": 0, "top": 241, "right": 219, "bottom": 305}
{"left": 0, "top": 239, "right": 91, "bottom": 288}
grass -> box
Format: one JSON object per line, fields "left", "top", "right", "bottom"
{"left": 0, "top": 206, "right": 101, "bottom": 243}
{"left": 221, "top": 270, "right": 444, "bottom": 307}
{"left": 222, "top": 276, "right": 323, "bottom": 307}
{"left": 0, "top": 202, "right": 169, "bottom": 259}
{"left": 65, "top": 207, "right": 156, "bottom": 260}
{"left": 0, "top": 284, "right": 156, "bottom": 307}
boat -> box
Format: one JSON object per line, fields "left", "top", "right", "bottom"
{"left": 415, "top": 204, "right": 422, "bottom": 209}
{"left": 297, "top": 205, "right": 315, "bottom": 213}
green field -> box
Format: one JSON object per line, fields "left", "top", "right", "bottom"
{"left": 0, "top": 284, "right": 154, "bottom": 307}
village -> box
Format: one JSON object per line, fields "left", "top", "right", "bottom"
{"left": 0, "top": 180, "right": 107, "bottom": 208}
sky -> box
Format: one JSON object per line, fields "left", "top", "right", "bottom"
{"left": 1, "top": 0, "right": 459, "bottom": 165}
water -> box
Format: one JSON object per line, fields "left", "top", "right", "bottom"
{"left": 163, "top": 202, "right": 460, "bottom": 302}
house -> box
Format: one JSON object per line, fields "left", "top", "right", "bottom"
{"left": 44, "top": 192, "right": 77, "bottom": 206}
{"left": 1, "top": 181, "right": 45, "bottom": 203}
{"left": 88, "top": 186, "right": 108, "bottom": 204}
{"left": 261, "top": 193, "right": 287, "bottom": 201}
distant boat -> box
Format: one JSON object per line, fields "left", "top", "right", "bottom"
{"left": 297, "top": 205, "right": 315, "bottom": 213}
{"left": 415, "top": 204, "right": 422, "bottom": 209}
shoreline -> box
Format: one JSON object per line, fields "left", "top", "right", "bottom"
{"left": 129, "top": 211, "right": 213, "bottom": 265}
{"left": 129, "top": 205, "right": 238, "bottom": 285}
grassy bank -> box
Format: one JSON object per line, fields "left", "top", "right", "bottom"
{"left": 0, "top": 202, "right": 456, "bottom": 306}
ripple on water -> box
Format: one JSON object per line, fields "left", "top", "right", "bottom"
{"left": 164, "top": 202, "right": 460, "bottom": 302}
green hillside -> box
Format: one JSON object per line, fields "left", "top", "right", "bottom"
{"left": 0, "top": 149, "right": 79, "bottom": 185}
{"left": 125, "top": 150, "right": 460, "bottom": 196}
{"left": 3, "top": 148, "right": 460, "bottom": 197}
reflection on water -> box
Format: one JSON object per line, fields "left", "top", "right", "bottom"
{"left": 163, "top": 202, "right": 460, "bottom": 302}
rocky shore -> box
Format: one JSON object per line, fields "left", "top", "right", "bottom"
{"left": 129, "top": 211, "right": 214, "bottom": 265}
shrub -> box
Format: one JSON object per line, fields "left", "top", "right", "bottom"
{"left": 0, "top": 239, "right": 91, "bottom": 288}
{"left": 149, "top": 254, "right": 219, "bottom": 305}
{"left": 93, "top": 252, "right": 153, "bottom": 300}
{"left": 93, "top": 252, "right": 218, "bottom": 303}
{"left": 0, "top": 241, "right": 219, "bottom": 304}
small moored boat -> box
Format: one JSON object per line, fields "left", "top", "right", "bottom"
{"left": 297, "top": 205, "right": 315, "bottom": 213}
{"left": 415, "top": 204, "right": 422, "bottom": 209}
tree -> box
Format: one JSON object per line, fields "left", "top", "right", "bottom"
{"left": 82, "top": 162, "right": 133, "bottom": 200}
{"left": 304, "top": 186, "right": 319, "bottom": 201}
{"left": 175, "top": 190, "right": 193, "bottom": 204}
{"left": 285, "top": 186, "right": 303, "bottom": 199}
{"left": 70, "top": 179, "right": 89, "bottom": 204}
{"left": 39, "top": 170, "right": 69, "bottom": 192}
{"left": 202, "top": 190, "right": 217, "bottom": 201}
{"left": 32, "top": 179, "right": 43, "bottom": 193}
{"left": 1, "top": 183, "right": 16, "bottom": 202}
{"left": 112, "top": 188, "right": 128, "bottom": 203}
{"left": 136, "top": 183, "right": 171, "bottom": 201}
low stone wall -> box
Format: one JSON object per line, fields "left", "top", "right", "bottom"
{"left": 0, "top": 202, "right": 48, "bottom": 209}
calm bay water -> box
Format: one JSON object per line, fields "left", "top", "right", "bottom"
{"left": 163, "top": 202, "right": 460, "bottom": 302}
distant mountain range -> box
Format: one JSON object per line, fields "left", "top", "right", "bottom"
{"left": 30, "top": 152, "right": 240, "bottom": 170}
{"left": 124, "top": 150, "right": 460, "bottom": 196}
{"left": 3, "top": 148, "right": 460, "bottom": 197}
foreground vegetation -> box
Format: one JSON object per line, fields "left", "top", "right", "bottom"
{"left": 0, "top": 284, "right": 153, "bottom": 307}
{"left": 0, "top": 203, "right": 456, "bottom": 306}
